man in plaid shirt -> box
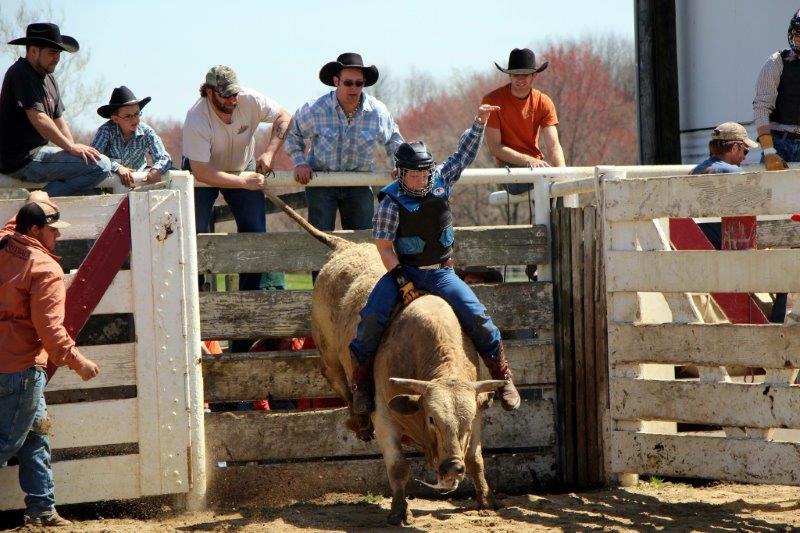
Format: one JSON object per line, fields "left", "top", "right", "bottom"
{"left": 284, "top": 53, "right": 403, "bottom": 232}
{"left": 347, "top": 103, "right": 521, "bottom": 415}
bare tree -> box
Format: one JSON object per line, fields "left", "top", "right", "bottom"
{"left": 0, "top": 2, "right": 104, "bottom": 125}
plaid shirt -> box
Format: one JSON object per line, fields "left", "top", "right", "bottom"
{"left": 91, "top": 121, "right": 172, "bottom": 174}
{"left": 373, "top": 121, "right": 485, "bottom": 241}
{"left": 284, "top": 91, "right": 403, "bottom": 171}
{"left": 753, "top": 49, "right": 800, "bottom": 133}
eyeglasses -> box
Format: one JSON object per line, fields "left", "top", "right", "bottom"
{"left": 116, "top": 111, "right": 142, "bottom": 120}
{"left": 44, "top": 211, "right": 60, "bottom": 225}
{"left": 341, "top": 79, "right": 365, "bottom": 87}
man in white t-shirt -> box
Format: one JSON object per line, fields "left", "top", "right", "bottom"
{"left": 182, "top": 65, "right": 291, "bottom": 299}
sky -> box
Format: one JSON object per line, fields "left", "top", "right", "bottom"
{"left": 1, "top": 0, "right": 634, "bottom": 131}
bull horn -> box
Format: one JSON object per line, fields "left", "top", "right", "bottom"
{"left": 389, "top": 377, "right": 431, "bottom": 394}
{"left": 473, "top": 380, "right": 508, "bottom": 394}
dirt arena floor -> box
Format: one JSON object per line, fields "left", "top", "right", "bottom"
{"left": 3, "top": 481, "right": 799, "bottom": 531}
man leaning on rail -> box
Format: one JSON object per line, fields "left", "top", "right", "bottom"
{"left": 0, "top": 191, "right": 100, "bottom": 527}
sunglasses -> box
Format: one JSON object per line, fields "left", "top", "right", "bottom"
{"left": 214, "top": 89, "right": 239, "bottom": 100}
{"left": 340, "top": 79, "right": 365, "bottom": 87}
{"left": 116, "top": 111, "right": 142, "bottom": 120}
{"left": 44, "top": 211, "right": 61, "bottom": 225}
{"left": 739, "top": 143, "right": 749, "bottom": 155}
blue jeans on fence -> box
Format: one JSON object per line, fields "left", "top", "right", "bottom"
{"left": 0, "top": 367, "right": 55, "bottom": 517}
{"left": 12, "top": 146, "right": 112, "bottom": 197}
{"left": 349, "top": 266, "right": 502, "bottom": 364}
{"left": 306, "top": 186, "right": 374, "bottom": 231}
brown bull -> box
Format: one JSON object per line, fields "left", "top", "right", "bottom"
{"left": 266, "top": 191, "right": 506, "bottom": 525}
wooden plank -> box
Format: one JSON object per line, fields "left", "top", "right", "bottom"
{"left": 570, "top": 209, "right": 588, "bottom": 487}
{"left": 196, "top": 225, "right": 549, "bottom": 273}
{"left": 199, "top": 282, "right": 554, "bottom": 339}
{"left": 610, "top": 431, "right": 800, "bottom": 485}
{"left": 757, "top": 219, "right": 800, "bottom": 249}
{"left": 202, "top": 339, "right": 556, "bottom": 402}
{"left": 208, "top": 451, "right": 556, "bottom": 506}
{"left": 603, "top": 170, "right": 800, "bottom": 221}
{"left": 0, "top": 454, "right": 142, "bottom": 511}
{"left": 610, "top": 378, "right": 800, "bottom": 429}
{"left": 592, "top": 207, "right": 609, "bottom": 484}
{"left": 47, "top": 343, "right": 136, "bottom": 391}
{"left": 64, "top": 270, "right": 132, "bottom": 315}
{"left": 0, "top": 194, "right": 127, "bottom": 241}
{"left": 205, "top": 390, "right": 554, "bottom": 462}
{"left": 582, "top": 206, "right": 600, "bottom": 484}
{"left": 606, "top": 249, "right": 800, "bottom": 293}
{"left": 609, "top": 323, "right": 800, "bottom": 368}
{"left": 48, "top": 399, "right": 137, "bottom": 449}
{"left": 129, "top": 190, "right": 192, "bottom": 497}
{"left": 555, "top": 206, "right": 575, "bottom": 485}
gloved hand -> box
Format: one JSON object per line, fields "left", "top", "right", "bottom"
{"left": 759, "top": 134, "right": 788, "bottom": 171}
{"left": 390, "top": 265, "right": 422, "bottom": 306}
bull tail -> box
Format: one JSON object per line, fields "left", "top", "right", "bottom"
{"left": 263, "top": 188, "right": 352, "bottom": 251}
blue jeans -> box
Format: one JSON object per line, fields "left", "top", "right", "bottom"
{"left": 0, "top": 367, "right": 55, "bottom": 517}
{"left": 306, "top": 186, "right": 374, "bottom": 231}
{"left": 349, "top": 266, "right": 502, "bottom": 363}
{"left": 12, "top": 146, "right": 112, "bottom": 197}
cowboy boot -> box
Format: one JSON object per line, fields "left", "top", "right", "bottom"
{"left": 350, "top": 352, "right": 375, "bottom": 415}
{"left": 481, "top": 342, "right": 521, "bottom": 411}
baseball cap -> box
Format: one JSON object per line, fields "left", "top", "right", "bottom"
{"left": 205, "top": 65, "right": 241, "bottom": 98}
{"left": 711, "top": 122, "right": 759, "bottom": 148}
{"left": 16, "top": 201, "right": 70, "bottom": 230}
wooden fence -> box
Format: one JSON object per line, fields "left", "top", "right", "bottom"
{"left": 601, "top": 168, "right": 800, "bottom": 485}
{"left": 198, "top": 223, "right": 559, "bottom": 504}
{"left": 0, "top": 185, "right": 203, "bottom": 510}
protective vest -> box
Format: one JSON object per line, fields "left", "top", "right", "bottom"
{"left": 378, "top": 173, "right": 454, "bottom": 267}
{"left": 770, "top": 49, "right": 800, "bottom": 126}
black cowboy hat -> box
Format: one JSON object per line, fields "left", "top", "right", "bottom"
{"left": 495, "top": 48, "right": 548, "bottom": 75}
{"left": 319, "top": 52, "right": 379, "bottom": 87}
{"left": 97, "top": 86, "right": 151, "bottom": 119}
{"left": 8, "top": 22, "right": 79, "bottom": 53}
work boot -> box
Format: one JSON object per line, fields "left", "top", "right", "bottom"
{"left": 23, "top": 509, "right": 72, "bottom": 527}
{"left": 350, "top": 352, "right": 375, "bottom": 415}
{"left": 481, "top": 343, "right": 521, "bottom": 411}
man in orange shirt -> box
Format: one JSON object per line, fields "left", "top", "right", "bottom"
{"left": 482, "top": 48, "right": 565, "bottom": 194}
{"left": 0, "top": 192, "right": 99, "bottom": 527}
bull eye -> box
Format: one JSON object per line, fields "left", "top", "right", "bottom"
{"left": 428, "top": 416, "right": 434, "bottom": 425}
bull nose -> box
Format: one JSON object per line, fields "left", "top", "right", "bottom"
{"left": 438, "top": 458, "right": 465, "bottom": 478}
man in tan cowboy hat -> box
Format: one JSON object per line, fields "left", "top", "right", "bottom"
{"left": 0, "top": 23, "right": 112, "bottom": 196}
{"left": 481, "top": 47, "right": 565, "bottom": 195}
{"left": 0, "top": 191, "right": 100, "bottom": 527}
{"left": 285, "top": 52, "right": 403, "bottom": 234}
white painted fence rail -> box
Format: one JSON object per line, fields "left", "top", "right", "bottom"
{"left": 600, "top": 167, "right": 800, "bottom": 487}
{"left": 0, "top": 178, "right": 204, "bottom": 511}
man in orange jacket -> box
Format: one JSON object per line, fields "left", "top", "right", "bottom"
{"left": 0, "top": 192, "right": 99, "bottom": 527}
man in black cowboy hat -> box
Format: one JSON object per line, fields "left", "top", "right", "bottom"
{"left": 91, "top": 86, "right": 171, "bottom": 187}
{"left": 284, "top": 52, "right": 403, "bottom": 234}
{"left": 0, "top": 23, "right": 112, "bottom": 196}
{"left": 481, "top": 47, "right": 565, "bottom": 195}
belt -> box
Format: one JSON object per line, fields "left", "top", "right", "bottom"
{"left": 773, "top": 130, "right": 800, "bottom": 141}
{"left": 413, "top": 258, "right": 455, "bottom": 270}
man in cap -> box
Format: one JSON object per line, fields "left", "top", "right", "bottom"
{"left": 481, "top": 48, "right": 565, "bottom": 195}
{"left": 91, "top": 86, "right": 172, "bottom": 187}
{"left": 182, "top": 65, "right": 291, "bottom": 295}
{"left": 753, "top": 8, "right": 800, "bottom": 172}
{"left": 0, "top": 23, "right": 112, "bottom": 196}
{"left": 348, "top": 103, "right": 521, "bottom": 417}
{"left": 285, "top": 52, "right": 404, "bottom": 233}
{"left": 0, "top": 191, "right": 100, "bottom": 527}
{"left": 690, "top": 122, "right": 758, "bottom": 175}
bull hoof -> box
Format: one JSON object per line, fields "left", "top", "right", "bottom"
{"left": 387, "top": 507, "right": 412, "bottom": 526}
{"left": 476, "top": 497, "right": 501, "bottom": 511}
{"left": 356, "top": 426, "right": 375, "bottom": 442}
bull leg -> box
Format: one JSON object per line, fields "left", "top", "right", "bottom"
{"left": 465, "top": 440, "right": 499, "bottom": 510}
{"left": 321, "top": 354, "right": 374, "bottom": 441}
{"left": 374, "top": 414, "right": 412, "bottom": 525}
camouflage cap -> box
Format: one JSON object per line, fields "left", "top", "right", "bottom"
{"left": 205, "top": 65, "right": 241, "bottom": 98}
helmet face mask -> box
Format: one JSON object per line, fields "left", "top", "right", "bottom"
{"left": 789, "top": 9, "right": 800, "bottom": 53}
{"left": 399, "top": 168, "right": 434, "bottom": 197}
{"left": 395, "top": 141, "right": 435, "bottom": 197}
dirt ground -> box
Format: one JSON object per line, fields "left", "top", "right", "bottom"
{"left": 3, "top": 481, "right": 799, "bottom": 532}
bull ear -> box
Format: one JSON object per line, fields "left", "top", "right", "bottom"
{"left": 473, "top": 379, "right": 507, "bottom": 394}
{"left": 477, "top": 392, "right": 495, "bottom": 411}
{"left": 390, "top": 377, "right": 431, "bottom": 394}
{"left": 389, "top": 394, "right": 421, "bottom": 415}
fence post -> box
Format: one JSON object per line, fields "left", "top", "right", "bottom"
{"left": 534, "top": 175, "right": 552, "bottom": 282}
{"left": 168, "top": 171, "right": 207, "bottom": 510}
